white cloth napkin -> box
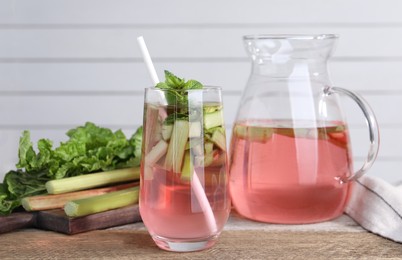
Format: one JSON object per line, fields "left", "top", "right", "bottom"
{"left": 345, "top": 175, "right": 402, "bottom": 243}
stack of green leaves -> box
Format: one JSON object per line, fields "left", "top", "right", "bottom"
{"left": 0, "top": 122, "right": 142, "bottom": 215}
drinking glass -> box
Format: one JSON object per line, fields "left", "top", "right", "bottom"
{"left": 140, "top": 87, "right": 230, "bottom": 252}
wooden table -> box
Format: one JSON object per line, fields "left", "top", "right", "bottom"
{"left": 1, "top": 213, "right": 401, "bottom": 259}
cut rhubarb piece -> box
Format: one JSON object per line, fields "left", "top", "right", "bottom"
{"left": 203, "top": 104, "right": 222, "bottom": 114}
{"left": 211, "top": 127, "right": 227, "bottom": 151}
{"left": 203, "top": 142, "right": 216, "bottom": 167}
{"left": 144, "top": 140, "right": 168, "bottom": 180}
{"left": 161, "top": 124, "right": 173, "bottom": 141}
{"left": 189, "top": 121, "right": 202, "bottom": 138}
{"left": 145, "top": 140, "right": 168, "bottom": 165}
{"left": 204, "top": 152, "right": 214, "bottom": 167}
{"left": 327, "top": 126, "right": 348, "bottom": 148}
{"left": 235, "top": 124, "right": 273, "bottom": 142}
{"left": 192, "top": 142, "right": 215, "bottom": 168}
{"left": 185, "top": 139, "right": 203, "bottom": 156}
{"left": 209, "top": 151, "right": 226, "bottom": 167}
{"left": 181, "top": 152, "right": 194, "bottom": 181}
{"left": 204, "top": 111, "right": 224, "bottom": 129}
{"left": 155, "top": 124, "right": 162, "bottom": 143}
{"left": 204, "top": 149, "right": 223, "bottom": 167}
{"left": 275, "top": 128, "right": 308, "bottom": 139}
{"left": 204, "top": 142, "right": 214, "bottom": 155}
{"left": 194, "top": 148, "right": 224, "bottom": 168}
{"left": 306, "top": 128, "right": 328, "bottom": 140}
{"left": 144, "top": 165, "right": 154, "bottom": 181}
{"left": 164, "top": 120, "right": 190, "bottom": 173}
{"left": 144, "top": 105, "right": 162, "bottom": 153}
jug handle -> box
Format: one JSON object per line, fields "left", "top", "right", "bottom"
{"left": 325, "top": 86, "right": 380, "bottom": 182}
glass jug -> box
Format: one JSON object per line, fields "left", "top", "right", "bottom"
{"left": 229, "top": 34, "right": 380, "bottom": 224}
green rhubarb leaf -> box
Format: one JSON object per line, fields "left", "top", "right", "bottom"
{"left": 0, "top": 122, "right": 143, "bottom": 215}
{"left": 16, "top": 131, "right": 37, "bottom": 171}
{"left": 0, "top": 182, "right": 21, "bottom": 215}
{"left": 130, "top": 126, "right": 143, "bottom": 158}
{"left": 36, "top": 139, "right": 54, "bottom": 169}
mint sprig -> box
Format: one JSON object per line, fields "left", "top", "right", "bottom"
{"left": 155, "top": 70, "right": 204, "bottom": 126}
{"left": 156, "top": 70, "right": 203, "bottom": 90}
{"left": 156, "top": 70, "right": 203, "bottom": 105}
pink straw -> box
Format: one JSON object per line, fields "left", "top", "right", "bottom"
{"left": 137, "top": 36, "right": 217, "bottom": 233}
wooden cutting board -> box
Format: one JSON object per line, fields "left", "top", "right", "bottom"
{"left": 0, "top": 204, "right": 141, "bottom": 235}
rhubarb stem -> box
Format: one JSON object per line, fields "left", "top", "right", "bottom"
{"left": 64, "top": 186, "right": 139, "bottom": 217}
{"left": 46, "top": 168, "right": 140, "bottom": 194}
{"left": 21, "top": 182, "right": 138, "bottom": 211}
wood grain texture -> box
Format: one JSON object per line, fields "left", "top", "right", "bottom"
{"left": 0, "top": 229, "right": 400, "bottom": 259}
{"left": 0, "top": 212, "right": 36, "bottom": 234}
{"left": 0, "top": 212, "right": 400, "bottom": 258}
{"left": 36, "top": 204, "right": 141, "bottom": 234}
{"left": 0, "top": 205, "right": 141, "bottom": 235}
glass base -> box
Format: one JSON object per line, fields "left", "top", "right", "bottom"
{"left": 152, "top": 234, "right": 219, "bottom": 252}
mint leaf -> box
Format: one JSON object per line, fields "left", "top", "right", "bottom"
{"left": 165, "top": 70, "right": 186, "bottom": 89}
{"left": 165, "top": 89, "right": 185, "bottom": 105}
{"left": 160, "top": 70, "right": 204, "bottom": 91}
{"left": 155, "top": 82, "right": 169, "bottom": 89}
{"left": 185, "top": 80, "right": 203, "bottom": 90}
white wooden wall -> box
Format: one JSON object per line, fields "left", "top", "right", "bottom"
{"left": 1, "top": 0, "right": 402, "bottom": 183}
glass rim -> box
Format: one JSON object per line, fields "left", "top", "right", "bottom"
{"left": 243, "top": 34, "right": 339, "bottom": 41}
{"left": 146, "top": 86, "right": 222, "bottom": 92}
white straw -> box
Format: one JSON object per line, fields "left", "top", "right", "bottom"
{"left": 137, "top": 36, "right": 217, "bottom": 234}
{"left": 191, "top": 171, "right": 218, "bottom": 233}
{"left": 137, "top": 36, "right": 160, "bottom": 85}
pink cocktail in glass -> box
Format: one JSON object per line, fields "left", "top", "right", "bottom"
{"left": 140, "top": 87, "right": 230, "bottom": 252}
